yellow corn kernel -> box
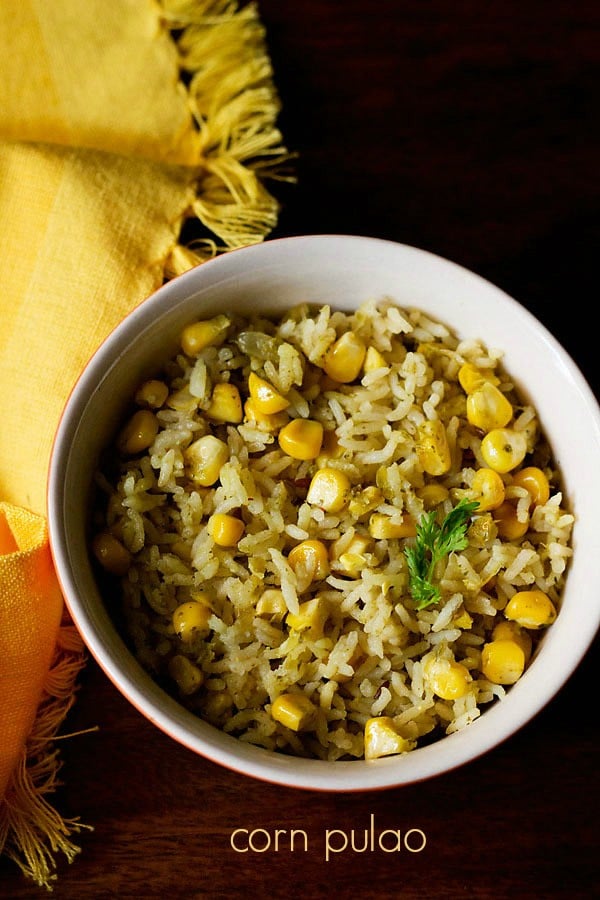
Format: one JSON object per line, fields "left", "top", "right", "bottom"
{"left": 243, "top": 398, "right": 288, "bottom": 431}
{"left": 248, "top": 371, "right": 290, "bottom": 414}
{"left": 363, "top": 346, "right": 388, "bottom": 374}
{"left": 287, "top": 596, "right": 329, "bottom": 638}
{"left": 172, "top": 600, "right": 212, "bottom": 643}
{"left": 416, "top": 419, "right": 452, "bottom": 476}
{"left": 322, "top": 332, "right": 366, "bottom": 383}
{"left": 511, "top": 466, "right": 550, "bottom": 507}
{"left": 467, "top": 382, "right": 513, "bottom": 432}
{"left": 481, "top": 639, "right": 526, "bottom": 685}
{"left": 180, "top": 315, "right": 230, "bottom": 356}
{"left": 92, "top": 532, "right": 132, "bottom": 576}
{"left": 168, "top": 654, "right": 204, "bottom": 695}
{"left": 184, "top": 434, "right": 229, "bottom": 486}
{"left": 480, "top": 428, "right": 528, "bottom": 474}
{"left": 364, "top": 717, "right": 413, "bottom": 760}
{"left": 270, "top": 692, "right": 316, "bottom": 731}
{"left": 492, "top": 620, "right": 532, "bottom": 662}
{"left": 329, "top": 533, "right": 372, "bottom": 577}
{"left": 278, "top": 418, "right": 324, "bottom": 460}
{"left": 134, "top": 378, "right": 169, "bottom": 409}
{"left": 306, "top": 467, "right": 351, "bottom": 513}
{"left": 207, "top": 513, "right": 245, "bottom": 547}
{"left": 348, "top": 485, "right": 384, "bottom": 519}
{"left": 458, "top": 362, "right": 500, "bottom": 394}
{"left": 471, "top": 467, "right": 505, "bottom": 512}
{"left": 453, "top": 607, "right": 473, "bottom": 630}
{"left": 504, "top": 589, "right": 557, "bottom": 629}
{"left": 423, "top": 657, "right": 472, "bottom": 700}
{"left": 368, "top": 512, "right": 416, "bottom": 540}
{"left": 417, "top": 483, "right": 449, "bottom": 509}
{"left": 256, "top": 588, "right": 287, "bottom": 620}
{"left": 167, "top": 386, "right": 198, "bottom": 413}
{"left": 316, "top": 429, "right": 345, "bottom": 468}
{"left": 288, "top": 539, "right": 329, "bottom": 583}
{"left": 206, "top": 382, "right": 243, "bottom": 424}
{"left": 172, "top": 540, "right": 192, "bottom": 561}
{"left": 494, "top": 500, "right": 529, "bottom": 540}
{"left": 203, "top": 690, "right": 233, "bottom": 721}
{"left": 117, "top": 409, "right": 158, "bottom": 455}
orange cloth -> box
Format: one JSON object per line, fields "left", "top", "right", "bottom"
{"left": 0, "top": 505, "right": 63, "bottom": 801}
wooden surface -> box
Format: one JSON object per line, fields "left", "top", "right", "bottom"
{"left": 3, "top": 1, "right": 599, "bottom": 897}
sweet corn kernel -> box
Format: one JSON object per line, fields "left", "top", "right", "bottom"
{"left": 134, "top": 378, "right": 169, "bottom": 409}
{"left": 467, "top": 382, "right": 513, "bottom": 432}
{"left": 172, "top": 600, "right": 212, "bottom": 642}
{"left": 206, "top": 382, "right": 243, "bottom": 423}
{"left": 243, "top": 398, "right": 288, "bottom": 431}
{"left": 270, "top": 692, "right": 316, "bottom": 731}
{"left": 458, "top": 362, "right": 500, "bottom": 394}
{"left": 417, "top": 483, "right": 450, "bottom": 509}
{"left": 168, "top": 386, "right": 198, "bottom": 413}
{"left": 184, "top": 434, "right": 229, "bottom": 486}
{"left": 322, "top": 332, "right": 366, "bottom": 383}
{"left": 168, "top": 655, "right": 204, "bottom": 695}
{"left": 453, "top": 607, "right": 474, "bottom": 630}
{"left": 471, "top": 467, "right": 505, "bottom": 512}
{"left": 256, "top": 588, "right": 287, "bottom": 620}
{"left": 329, "top": 533, "right": 372, "bottom": 577}
{"left": 480, "top": 428, "right": 528, "bottom": 473}
{"left": 492, "top": 620, "right": 532, "bottom": 662}
{"left": 316, "top": 428, "right": 345, "bottom": 467}
{"left": 117, "top": 409, "right": 158, "bottom": 455}
{"left": 287, "top": 596, "right": 329, "bottom": 638}
{"left": 306, "top": 467, "right": 351, "bottom": 513}
{"left": 481, "top": 639, "right": 526, "bottom": 685}
{"left": 494, "top": 501, "right": 529, "bottom": 540}
{"left": 180, "top": 315, "right": 230, "bottom": 356}
{"left": 423, "top": 657, "right": 471, "bottom": 700}
{"left": 363, "top": 346, "right": 388, "bottom": 374}
{"left": 416, "top": 419, "right": 452, "bottom": 476}
{"left": 248, "top": 372, "right": 290, "bottom": 414}
{"left": 203, "top": 690, "right": 233, "bottom": 721}
{"left": 364, "top": 717, "right": 413, "bottom": 760}
{"left": 504, "top": 589, "right": 557, "bottom": 629}
{"left": 278, "top": 418, "right": 324, "bottom": 460}
{"left": 368, "top": 512, "right": 416, "bottom": 540}
{"left": 348, "top": 485, "right": 384, "bottom": 518}
{"left": 288, "top": 539, "right": 329, "bottom": 583}
{"left": 92, "top": 532, "right": 132, "bottom": 576}
{"left": 511, "top": 466, "right": 550, "bottom": 507}
{"left": 208, "top": 513, "right": 245, "bottom": 547}
{"left": 172, "top": 540, "right": 192, "bottom": 561}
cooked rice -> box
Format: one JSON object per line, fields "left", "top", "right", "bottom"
{"left": 92, "top": 299, "right": 574, "bottom": 761}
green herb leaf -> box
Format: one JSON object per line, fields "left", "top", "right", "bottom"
{"left": 404, "top": 498, "right": 479, "bottom": 610}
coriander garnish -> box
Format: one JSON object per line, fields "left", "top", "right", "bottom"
{"left": 405, "top": 498, "right": 479, "bottom": 610}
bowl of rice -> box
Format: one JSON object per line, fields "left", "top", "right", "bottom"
{"left": 48, "top": 234, "right": 600, "bottom": 791}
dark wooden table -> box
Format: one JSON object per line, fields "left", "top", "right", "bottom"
{"left": 3, "top": 1, "right": 598, "bottom": 897}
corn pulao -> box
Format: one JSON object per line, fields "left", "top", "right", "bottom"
{"left": 92, "top": 299, "right": 574, "bottom": 761}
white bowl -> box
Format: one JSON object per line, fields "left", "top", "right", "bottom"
{"left": 47, "top": 235, "right": 600, "bottom": 791}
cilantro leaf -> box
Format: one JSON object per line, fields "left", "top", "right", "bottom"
{"left": 404, "top": 498, "right": 479, "bottom": 610}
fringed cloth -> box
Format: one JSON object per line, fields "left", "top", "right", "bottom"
{"left": 0, "top": 0, "right": 291, "bottom": 889}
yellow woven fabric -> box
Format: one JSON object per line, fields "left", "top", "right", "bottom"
{"left": 0, "top": 0, "right": 289, "bottom": 888}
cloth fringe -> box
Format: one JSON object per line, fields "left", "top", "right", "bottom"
{"left": 0, "top": 624, "right": 91, "bottom": 892}
{"left": 160, "top": 0, "right": 295, "bottom": 276}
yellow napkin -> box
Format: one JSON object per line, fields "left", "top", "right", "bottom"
{"left": 0, "top": 0, "right": 289, "bottom": 888}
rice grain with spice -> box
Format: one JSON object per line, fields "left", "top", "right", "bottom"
{"left": 91, "top": 298, "right": 574, "bottom": 761}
